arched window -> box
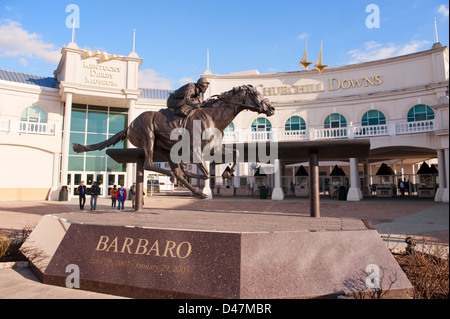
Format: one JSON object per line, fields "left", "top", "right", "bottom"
{"left": 20, "top": 106, "right": 48, "bottom": 134}
{"left": 224, "top": 122, "right": 235, "bottom": 132}
{"left": 20, "top": 106, "right": 47, "bottom": 123}
{"left": 251, "top": 118, "right": 272, "bottom": 140}
{"left": 324, "top": 113, "right": 347, "bottom": 129}
{"left": 407, "top": 104, "right": 434, "bottom": 122}
{"left": 285, "top": 116, "right": 306, "bottom": 131}
{"left": 362, "top": 110, "right": 386, "bottom": 126}
{"left": 251, "top": 118, "right": 272, "bottom": 132}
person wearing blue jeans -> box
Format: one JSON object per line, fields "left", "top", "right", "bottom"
{"left": 90, "top": 181, "right": 100, "bottom": 211}
{"left": 77, "top": 181, "right": 87, "bottom": 210}
{"left": 117, "top": 184, "right": 127, "bottom": 210}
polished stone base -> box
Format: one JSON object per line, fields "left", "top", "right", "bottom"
{"left": 21, "top": 212, "right": 413, "bottom": 299}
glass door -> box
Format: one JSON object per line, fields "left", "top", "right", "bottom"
{"left": 67, "top": 172, "right": 83, "bottom": 196}
{"left": 68, "top": 172, "right": 106, "bottom": 197}
{"left": 107, "top": 173, "right": 125, "bottom": 197}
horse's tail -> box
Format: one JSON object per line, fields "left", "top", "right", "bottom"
{"left": 72, "top": 129, "right": 128, "bottom": 153}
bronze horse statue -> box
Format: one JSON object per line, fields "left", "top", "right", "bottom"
{"left": 73, "top": 85, "right": 275, "bottom": 198}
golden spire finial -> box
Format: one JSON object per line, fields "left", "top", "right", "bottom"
{"left": 299, "top": 39, "right": 313, "bottom": 70}
{"left": 314, "top": 41, "right": 328, "bottom": 73}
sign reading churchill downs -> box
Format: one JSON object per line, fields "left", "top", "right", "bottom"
{"left": 261, "top": 75, "right": 383, "bottom": 96}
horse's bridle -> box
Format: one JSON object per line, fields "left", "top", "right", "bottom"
{"left": 212, "top": 87, "right": 267, "bottom": 111}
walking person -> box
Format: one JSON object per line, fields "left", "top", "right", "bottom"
{"left": 130, "top": 182, "right": 136, "bottom": 209}
{"left": 90, "top": 181, "right": 100, "bottom": 210}
{"left": 399, "top": 179, "right": 406, "bottom": 197}
{"left": 117, "top": 184, "right": 127, "bottom": 211}
{"left": 77, "top": 181, "right": 87, "bottom": 210}
{"left": 110, "top": 185, "right": 118, "bottom": 208}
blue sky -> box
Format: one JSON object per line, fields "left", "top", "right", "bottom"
{"left": 0, "top": 1, "right": 448, "bottom": 89}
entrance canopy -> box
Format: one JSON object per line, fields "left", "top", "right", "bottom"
{"left": 223, "top": 139, "right": 371, "bottom": 164}
{"left": 108, "top": 139, "right": 371, "bottom": 165}
{"left": 107, "top": 139, "right": 371, "bottom": 217}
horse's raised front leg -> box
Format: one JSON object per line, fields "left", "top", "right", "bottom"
{"left": 169, "top": 162, "right": 208, "bottom": 199}
{"left": 177, "top": 162, "right": 210, "bottom": 180}
{"left": 195, "top": 158, "right": 210, "bottom": 180}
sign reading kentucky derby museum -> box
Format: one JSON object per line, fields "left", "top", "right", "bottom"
{"left": 82, "top": 59, "right": 124, "bottom": 88}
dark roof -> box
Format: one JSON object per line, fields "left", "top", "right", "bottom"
{"left": 139, "top": 88, "right": 173, "bottom": 100}
{"left": 330, "top": 165, "right": 346, "bottom": 176}
{"left": 295, "top": 165, "right": 309, "bottom": 176}
{"left": 0, "top": 69, "right": 58, "bottom": 88}
{"left": 430, "top": 164, "right": 439, "bottom": 174}
{"left": 376, "top": 163, "right": 395, "bottom": 176}
{"left": 417, "top": 162, "right": 437, "bottom": 175}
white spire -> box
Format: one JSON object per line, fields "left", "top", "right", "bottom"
{"left": 133, "top": 29, "right": 136, "bottom": 53}
{"left": 71, "top": 18, "right": 76, "bottom": 44}
{"left": 434, "top": 17, "right": 439, "bottom": 43}
{"left": 204, "top": 48, "right": 212, "bottom": 75}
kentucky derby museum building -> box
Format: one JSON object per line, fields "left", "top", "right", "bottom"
{"left": 0, "top": 41, "right": 448, "bottom": 203}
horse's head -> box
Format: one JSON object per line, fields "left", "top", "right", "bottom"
{"left": 233, "top": 85, "right": 275, "bottom": 117}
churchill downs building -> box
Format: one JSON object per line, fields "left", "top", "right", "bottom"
{"left": 0, "top": 41, "right": 448, "bottom": 203}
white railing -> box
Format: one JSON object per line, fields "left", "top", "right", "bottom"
{"left": 396, "top": 119, "right": 435, "bottom": 135}
{"left": 313, "top": 127, "right": 348, "bottom": 139}
{"left": 222, "top": 119, "right": 438, "bottom": 143}
{"left": 19, "top": 122, "right": 55, "bottom": 135}
{"left": 282, "top": 130, "right": 308, "bottom": 140}
{"left": 0, "top": 117, "right": 56, "bottom": 136}
{"left": 353, "top": 124, "right": 389, "bottom": 137}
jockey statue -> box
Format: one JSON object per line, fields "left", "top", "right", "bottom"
{"left": 167, "top": 77, "right": 210, "bottom": 118}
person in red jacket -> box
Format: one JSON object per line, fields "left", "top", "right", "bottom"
{"left": 117, "top": 184, "right": 127, "bottom": 210}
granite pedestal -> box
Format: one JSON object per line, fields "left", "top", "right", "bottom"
{"left": 21, "top": 209, "right": 413, "bottom": 299}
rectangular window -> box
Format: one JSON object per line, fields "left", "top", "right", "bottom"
{"left": 108, "top": 175, "right": 115, "bottom": 185}
{"left": 107, "top": 157, "right": 126, "bottom": 172}
{"left": 69, "top": 133, "right": 85, "bottom": 155}
{"left": 86, "top": 133, "right": 108, "bottom": 157}
{"left": 68, "top": 105, "right": 128, "bottom": 178}
{"left": 74, "top": 174, "right": 82, "bottom": 186}
{"left": 86, "top": 156, "right": 106, "bottom": 172}
{"left": 109, "top": 113, "right": 127, "bottom": 133}
{"left": 87, "top": 110, "right": 108, "bottom": 134}
{"left": 70, "top": 109, "right": 87, "bottom": 133}
{"left": 118, "top": 175, "right": 125, "bottom": 186}
{"left": 69, "top": 156, "right": 84, "bottom": 171}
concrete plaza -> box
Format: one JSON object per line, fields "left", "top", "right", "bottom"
{"left": 0, "top": 195, "right": 448, "bottom": 299}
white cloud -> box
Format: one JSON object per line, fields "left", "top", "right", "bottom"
{"left": 0, "top": 20, "right": 61, "bottom": 65}
{"left": 297, "top": 33, "right": 309, "bottom": 41}
{"left": 178, "top": 77, "right": 194, "bottom": 86}
{"left": 347, "top": 40, "right": 430, "bottom": 64}
{"left": 139, "top": 69, "right": 173, "bottom": 90}
{"left": 436, "top": 4, "right": 449, "bottom": 18}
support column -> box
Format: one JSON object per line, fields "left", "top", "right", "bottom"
{"left": 435, "top": 149, "right": 446, "bottom": 202}
{"left": 443, "top": 148, "right": 449, "bottom": 203}
{"left": 309, "top": 152, "right": 320, "bottom": 218}
{"left": 60, "top": 93, "right": 73, "bottom": 200}
{"left": 272, "top": 159, "right": 284, "bottom": 200}
{"left": 347, "top": 157, "right": 363, "bottom": 201}
{"left": 362, "top": 162, "right": 369, "bottom": 196}
{"left": 135, "top": 157, "right": 144, "bottom": 212}
{"left": 49, "top": 152, "right": 61, "bottom": 201}
{"left": 126, "top": 99, "right": 136, "bottom": 189}
{"left": 203, "top": 161, "right": 213, "bottom": 200}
